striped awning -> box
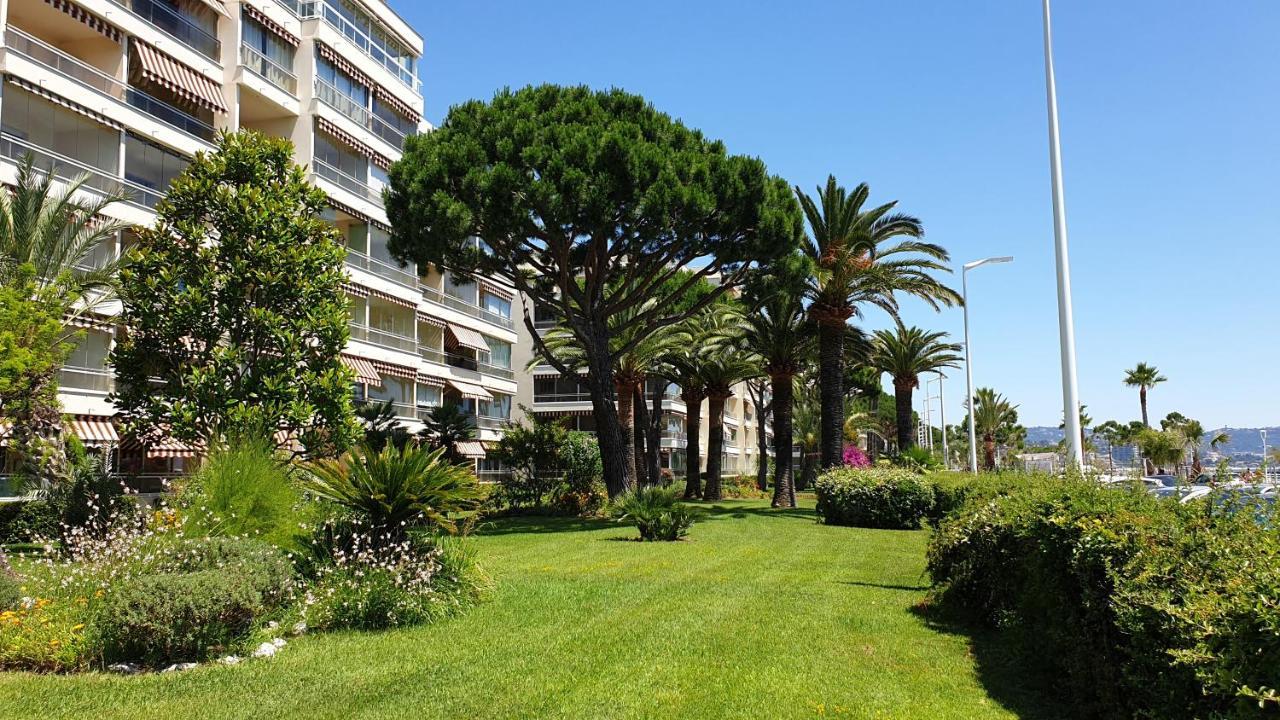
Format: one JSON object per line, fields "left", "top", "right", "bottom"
{"left": 454, "top": 440, "right": 486, "bottom": 458}
{"left": 369, "top": 358, "right": 416, "bottom": 380}
{"left": 342, "top": 281, "right": 370, "bottom": 298}
{"left": 63, "top": 312, "right": 115, "bottom": 331}
{"left": 533, "top": 366, "right": 581, "bottom": 377}
{"left": 416, "top": 312, "right": 445, "bottom": 329}
{"left": 415, "top": 372, "right": 445, "bottom": 388}
{"left": 446, "top": 379, "right": 493, "bottom": 401}
{"left": 132, "top": 40, "right": 228, "bottom": 113}
{"left": 315, "top": 117, "right": 391, "bottom": 170}
{"left": 367, "top": 287, "right": 416, "bottom": 309}
{"left": 340, "top": 354, "right": 380, "bottom": 385}
{"left": 479, "top": 280, "right": 514, "bottom": 302}
{"left": 316, "top": 42, "right": 372, "bottom": 88}
{"left": 242, "top": 4, "right": 296, "bottom": 45}
{"left": 43, "top": 0, "right": 121, "bottom": 42}
{"left": 446, "top": 324, "right": 489, "bottom": 353}
{"left": 373, "top": 85, "right": 421, "bottom": 123}
{"left": 533, "top": 409, "right": 594, "bottom": 417}
{"left": 145, "top": 438, "right": 202, "bottom": 459}
{"left": 68, "top": 415, "right": 118, "bottom": 445}
{"left": 6, "top": 76, "right": 122, "bottom": 130}
{"left": 197, "top": 0, "right": 229, "bottom": 18}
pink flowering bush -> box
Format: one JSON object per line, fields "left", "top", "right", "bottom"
{"left": 842, "top": 445, "right": 871, "bottom": 468}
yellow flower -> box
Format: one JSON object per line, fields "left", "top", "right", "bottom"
{"left": 71, "top": 624, "right": 85, "bottom": 632}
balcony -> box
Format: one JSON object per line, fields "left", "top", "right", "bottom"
{"left": 534, "top": 391, "right": 593, "bottom": 404}
{"left": 299, "top": 0, "right": 420, "bottom": 92}
{"left": 348, "top": 321, "right": 415, "bottom": 352}
{"left": 110, "top": 0, "right": 221, "bottom": 61}
{"left": 345, "top": 247, "right": 416, "bottom": 288}
{"left": 315, "top": 80, "right": 413, "bottom": 152}
{"left": 0, "top": 135, "right": 164, "bottom": 209}
{"left": 60, "top": 365, "right": 114, "bottom": 393}
{"left": 5, "top": 28, "right": 215, "bottom": 142}
{"left": 314, "top": 159, "right": 383, "bottom": 206}
{"left": 419, "top": 285, "right": 514, "bottom": 329}
{"left": 419, "top": 346, "right": 515, "bottom": 381}
{"left": 355, "top": 397, "right": 416, "bottom": 420}
{"left": 240, "top": 44, "right": 297, "bottom": 95}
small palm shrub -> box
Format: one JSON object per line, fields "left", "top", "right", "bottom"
{"left": 895, "top": 445, "right": 941, "bottom": 472}
{"left": 304, "top": 444, "right": 483, "bottom": 540}
{"left": 178, "top": 438, "right": 301, "bottom": 548}
{"left": 611, "top": 486, "right": 699, "bottom": 541}
{"left": 814, "top": 467, "right": 936, "bottom": 529}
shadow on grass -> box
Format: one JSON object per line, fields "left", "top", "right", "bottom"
{"left": 838, "top": 580, "right": 930, "bottom": 592}
{"left": 475, "top": 514, "right": 617, "bottom": 536}
{"left": 691, "top": 503, "right": 818, "bottom": 522}
{"left": 910, "top": 603, "right": 1066, "bottom": 720}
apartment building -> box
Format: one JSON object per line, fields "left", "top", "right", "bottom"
{"left": 511, "top": 299, "right": 771, "bottom": 480}
{"left": 0, "top": 0, "right": 517, "bottom": 487}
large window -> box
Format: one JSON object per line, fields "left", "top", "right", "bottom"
{"left": 242, "top": 16, "right": 294, "bottom": 69}
{"left": 314, "top": 131, "right": 368, "bottom": 181}
{"left": 1, "top": 86, "right": 119, "bottom": 173}
{"left": 125, "top": 133, "right": 190, "bottom": 192}
{"left": 334, "top": 0, "right": 415, "bottom": 77}
{"left": 368, "top": 300, "right": 412, "bottom": 337}
{"left": 483, "top": 337, "right": 511, "bottom": 369}
{"left": 66, "top": 330, "right": 111, "bottom": 369}
{"left": 367, "top": 376, "right": 409, "bottom": 405}
{"left": 443, "top": 272, "right": 477, "bottom": 304}
{"left": 481, "top": 290, "right": 512, "bottom": 320}
{"left": 478, "top": 393, "right": 511, "bottom": 420}
{"left": 317, "top": 57, "right": 368, "bottom": 108}
{"left": 416, "top": 384, "right": 441, "bottom": 408}
{"left": 534, "top": 375, "right": 587, "bottom": 402}
{"left": 373, "top": 98, "right": 415, "bottom": 139}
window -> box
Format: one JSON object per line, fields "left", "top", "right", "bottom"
{"left": 125, "top": 133, "right": 190, "bottom": 191}
{"left": 66, "top": 330, "right": 111, "bottom": 369}
{"left": 1, "top": 86, "right": 119, "bottom": 173}
{"left": 347, "top": 294, "right": 367, "bottom": 324}
{"left": 478, "top": 393, "right": 511, "bottom": 419}
{"left": 373, "top": 98, "right": 416, "bottom": 138}
{"left": 314, "top": 131, "right": 368, "bottom": 181}
{"left": 367, "top": 376, "right": 409, "bottom": 405}
{"left": 242, "top": 15, "right": 295, "bottom": 69}
{"left": 481, "top": 291, "right": 512, "bottom": 320}
{"left": 483, "top": 337, "right": 511, "bottom": 369}
{"left": 316, "top": 57, "right": 368, "bottom": 108}
{"left": 416, "top": 384, "right": 441, "bottom": 408}
{"left": 443, "top": 272, "right": 477, "bottom": 303}
{"left": 368, "top": 300, "right": 412, "bottom": 337}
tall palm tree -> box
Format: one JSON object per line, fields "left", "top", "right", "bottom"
{"left": 970, "top": 388, "right": 1018, "bottom": 471}
{"left": 1123, "top": 362, "right": 1167, "bottom": 427}
{"left": 795, "top": 176, "right": 960, "bottom": 470}
{"left": 867, "top": 325, "right": 962, "bottom": 451}
{"left": 1178, "top": 418, "right": 1206, "bottom": 476}
{"left": 661, "top": 305, "right": 737, "bottom": 499}
{"left": 0, "top": 156, "right": 129, "bottom": 485}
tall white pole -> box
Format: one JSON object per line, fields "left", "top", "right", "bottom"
{"left": 1042, "top": 0, "right": 1085, "bottom": 471}
{"left": 963, "top": 270, "right": 978, "bottom": 474}
{"left": 938, "top": 372, "right": 948, "bottom": 468}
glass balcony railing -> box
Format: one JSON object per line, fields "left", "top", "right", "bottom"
{"left": 60, "top": 365, "right": 114, "bottom": 393}
{"left": 348, "top": 321, "right": 416, "bottom": 352}
{"left": 355, "top": 397, "right": 416, "bottom": 420}
{"left": 345, "top": 247, "right": 416, "bottom": 288}
{"left": 314, "top": 159, "right": 383, "bottom": 206}
{"left": 298, "top": 0, "right": 420, "bottom": 92}
{"left": 110, "top": 0, "right": 221, "bottom": 61}
{"left": 534, "top": 391, "right": 593, "bottom": 404}
{"left": 240, "top": 44, "right": 297, "bottom": 95}
{"left": 0, "top": 134, "right": 165, "bottom": 209}
{"left": 315, "top": 80, "right": 416, "bottom": 151}
{"left": 6, "top": 28, "right": 215, "bottom": 141}
{"left": 418, "top": 285, "right": 514, "bottom": 329}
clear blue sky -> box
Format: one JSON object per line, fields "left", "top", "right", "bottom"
{"left": 398, "top": 0, "right": 1280, "bottom": 429}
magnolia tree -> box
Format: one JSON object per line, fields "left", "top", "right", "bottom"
{"left": 386, "top": 85, "right": 801, "bottom": 498}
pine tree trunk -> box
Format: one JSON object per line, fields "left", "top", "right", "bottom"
{"left": 646, "top": 382, "right": 663, "bottom": 486}
{"left": 894, "top": 378, "right": 915, "bottom": 450}
{"left": 632, "top": 385, "right": 648, "bottom": 487}
{"left": 818, "top": 321, "right": 845, "bottom": 469}
{"left": 583, "top": 339, "right": 633, "bottom": 498}
{"left": 682, "top": 392, "right": 704, "bottom": 499}
{"left": 771, "top": 374, "right": 796, "bottom": 508}
{"left": 704, "top": 393, "right": 728, "bottom": 501}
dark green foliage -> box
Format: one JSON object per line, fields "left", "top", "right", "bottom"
{"left": 928, "top": 480, "right": 1280, "bottom": 718}
{"left": 814, "top": 467, "right": 936, "bottom": 529}
{"left": 44, "top": 455, "right": 135, "bottom": 546}
{"left": 0, "top": 501, "right": 57, "bottom": 544}
{"left": 418, "top": 403, "right": 476, "bottom": 464}
{"left": 0, "top": 572, "right": 20, "bottom": 610}
{"left": 610, "top": 486, "right": 699, "bottom": 541}
{"left": 355, "top": 401, "right": 411, "bottom": 452}
{"left": 111, "top": 130, "right": 358, "bottom": 456}
{"left": 895, "top": 445, "right": 943, "bottom": 472}
{"left": 177, "top": 438, "right": 301, "bottom": 548}
{"left": 489, "top": 417, "right": 568, "bottom": 508}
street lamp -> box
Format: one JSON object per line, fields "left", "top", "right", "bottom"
{"left": 963, "top": 256, "right": 1014, "bottom": 474}
{"left": 1042, "top": 0, "right": 1085, "bottom": 471}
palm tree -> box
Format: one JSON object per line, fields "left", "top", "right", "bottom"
{"left": 970, "top": 388, "right": 1018, "bottom": 471}
{"left": 868, "top": 325, "right": 962, "bottom": 451}
{"left": 1123, "top": 362, "right": 1167, "bottom": 427}
{"left": 795, "top": 177, "right": 960, "bottom": 470}
{"left": 791, "top": 370, "right": 822, "bottom": 490}
{"left": 0, "top": 155, "right": 129, "bottom": 485}
{"left": 1178, "top": 419, "right": 1206, "bottom": 476}
{"left": 1136, "top": 428, "right": 1183, "bottom": 475}
{"left": 1092, "top": 420, "right": 1125, "bottom": 475}
{"left": 418, "top": 403, "right": 476, "bottom": 465}
{"left": 355, "top": 400, "right": 411, "bottom": 451}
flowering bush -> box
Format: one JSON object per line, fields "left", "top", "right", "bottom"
{"left": 841, "top": 445, "right": 871, "bottom": 468}
{"left": 0, "top": 595, "right": 94, "bottom": 671}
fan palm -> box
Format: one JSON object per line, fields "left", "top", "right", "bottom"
{"left": 1123, "top": 362, "right": 1167, "bottom": 427}
{"left": 795, "top": 176, "right": 960, "bottom": 470}
{"left": 970, "top": 388, "right": 1019, "bottom": 471}
{"left": 867, "top": 325, "right": 962, "bottom": 451}
{"left": 418, "top": 403, "right": 477, "bottom": 464}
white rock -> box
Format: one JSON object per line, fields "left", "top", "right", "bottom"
{"left": 218, "top": 655, "right": 241, "bottom": 666}
{"left": 252, "top": 642, "right": 277, "bottom": 658}
{"left": 291, "top": 621, "right": 307, "bottom": 636}
{"left": 266, "top": 620, "right": 279, "bottom": 630}
{"left": 107, "top": 662, "right": 141, "bottom": 674}
{"left": 162, "top": 663, "right": 197, "bottom": 673}
{"left": 271, "top": 637, "right": 287, "bottom": 649}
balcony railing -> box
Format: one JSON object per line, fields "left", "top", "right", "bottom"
{"left": 313, "top": 159, "right": 383, "bottom": 206}
{"left": 60, "top": 365, "right": 114, "bottom": 393}
{"left": 348, "top": 321, "right": 416, "bottom": 352}
{"left": 315, "top": 78, "right": 370, "bottom": 126}
{"left": 5, "top": 28, "right": 214, "bottom": 141}
{"left": 240, "top": 44, "right": 297, "bottom": 95}
{"left": 419, "top": 285, "right": 514, "bottom": 329}
{"left": 355, "top": 397, "right": 416, "bottom": 419}
{"left": 534, "top": 392, "right": 593, "bottom": 404}
{"left": 370, "top": 110, "right": 412, "bottom": 149}
{"left": 299, "top": 0, "right": 420, "bottom": 92}
{"left": 0, "top": 134, "right": 165, "bottom": 209}
{"left": 110, "top": 0, "right": 221, "bottom": 61}
{"left": 444, "top": 353, "right": 514, "bottom": 381}
{"left": 345, "top": 247, "right": 416, "bottom": 288}
{"left": 419, "top": 346, "right": 446, "bottom": 365}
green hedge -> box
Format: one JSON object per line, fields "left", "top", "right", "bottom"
{"left": 814, "top": 468, "right": 936, "bottom": 530}
{"left": 928, "top": 480, "right": 1280, "bottom": 718}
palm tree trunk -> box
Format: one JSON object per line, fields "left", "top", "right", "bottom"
{"left": 770, "top": 374, "right": 795, "bottom": 508}
{"left": 894, "top": 378, "right": 914, "bottom": 450}
{"left": 632, "top": 385, "right": 648, "bottom": 486}
{"left": 682, "top": 392, "right": 704, "bottom": 499}
{"left": 646, "top": 382, "right": 663, "bottom": 486}
{"left": 704, "top": 392, "right": 728, "bottom": 501}
{"left": 983, "top": 434, "right": 996, "bottom": 471}
{"left": 756, "top": 402, "right": 770, "bottom": 493}
{"left": 1140, "top": 387, "right": 1149, "bottom": 427}
{"left": 616, "top": 378, "right": 637, "bottom": 494}
{"left": 818, "top": 321, "right": 845, "bottom": 469}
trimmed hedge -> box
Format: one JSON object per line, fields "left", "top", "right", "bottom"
{"left": 928, "top": 480, "right": 1280, "bottom": 718}
{"left": 814, "top": 468, "right": 936, "bottom": 529}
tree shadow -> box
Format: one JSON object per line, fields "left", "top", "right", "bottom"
{"left": 909, "top": 603, "right": 1067, "bottom": 720}
{"left": 838, "top": 580, "right": 930, "bottom": 592}
{"left": 691, "top": 503, "right": 818, "bottom": 522}
{"left": 474, "top": 514, "right": 617, "bottom": 536}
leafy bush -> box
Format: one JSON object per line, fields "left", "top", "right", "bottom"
{"left": 895, "top": 445, "right": 941, "bottom": 472}
{"left": 814, "top": 467, "right": 936, "bottom": 529}
{"left": 0, "top": 572, "right": 19, "bottom": 610}
{"left": 842, "top": 445, "right": 871, "bottom": 468}
{"left": 44, "top": 455, "right": 136, "bottom": 544}
{"left": 489, "top": 418, "right": 567, "bottom": 508}
{"left": 555, "top": 431, "right": 604, "bottom": 512}
{"left": 0, "top": 501, "right": 57, "bottom": 545}
{"left": 610, "top": 486, "right": 699, "bottom": 541}
{"left": 178, "top": 438, "right": 301, "bottom": 548}
{"left": 928, "top": 481, "right": 1280, "bottom": 718}
{"left": 721, "top": 474, "right": 767, "bottom": 499}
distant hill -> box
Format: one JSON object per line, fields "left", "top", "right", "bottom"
{"left": 1021, "top": 425, "right": 1280, "bottom": 462}
{"left": 1024, "top": 426, "right": 1065, "bottom": 447}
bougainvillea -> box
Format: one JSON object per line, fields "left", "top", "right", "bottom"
{"left": 842, "top": 445, "right": 871, "bottom": 468}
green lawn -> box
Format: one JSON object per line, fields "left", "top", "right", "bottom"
{"left": 0, "top": 498, "right": 1046, "bottom": 719}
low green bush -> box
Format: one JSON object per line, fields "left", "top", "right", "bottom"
{"left": 722, "top": 474, "right": 768, "bottom": 499}
{"left": 814, "top": 467, "right": 935, "bottom": 529}
{"left": 0, "top": 572, "right": 20, "bottom": 610}
{"left": 928, "top": 480, "right": 1280, "bottom": 718}
{"left": 610, "top": 486, "right": 699, "bottom": 541}
{"left": 0, "top": 501, "right": 57, "bottom": 545}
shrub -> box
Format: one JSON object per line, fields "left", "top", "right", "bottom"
{"left": 44, "top": 455, "right": 136, "bottom": 545}
{"left": 0, "top": 501, "right": 57, "bottom": 545}
{"left": 722, "top": 474, "right": 767, "bottom": 499}
{"left": 814, "top": 467, "right": 936, "bottom": 529}
{"left": 0, "top": 595, "right": 94, "bottom": 672}
{"left": 178, "top": 438, "right": 301, "bottom": 548}
{"left": 895, "top": 445, "right": 941, "bottom": 472}
{"left": 842, "top": 445, "right": 871, "bottom": 468}
{"left": 489, "top": 418, "right": 567, "bottom": 508}
{"left": 610, "top": 486, "right": 699, "bottom": 541}
{"left": 0, "top": 572, "right": 20, "bottom": 610}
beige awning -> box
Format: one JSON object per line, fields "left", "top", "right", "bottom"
{"left": 132, "top": 40, "right": 228, "bottom": 113}
{"left": 373, "top": 84, "right": 421, "bottom": 123}
{"left": 369, "top": 358, "right": 416, "bottom": 380}
{"left": 44, "top": 0, "right": 122, "bottom": 42}
{"left": 446, "top": 379, "right": 492, "bottom": 401}
{"left": 316, "top": 117, "right": 391, "bottom": 170}
{"left": 454, "top": 440, "right": 486, "bottom": 458}
{"left": 140, "top": 438, "right": 203, "bottom": 459}
{"left": 6, "top": 76, "right": 122, "bottom": 130}
{"left": 446, "top": 324, "right": 489, "bottom": 353}
{"left": 196, "top": 0, "right": 229, "bottom": 18}
{"left": 242, "top": 3, "right": 296, "bottom": 45}
{"left": 68, "top": 416, "right": 118, "bottom": 445}
{"left": 340, "top": 354, "right": 381, "bottom": 386}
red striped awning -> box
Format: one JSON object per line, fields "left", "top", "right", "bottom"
{"left": 369, "top": 358, "right": 416, "bottom": 380}
{"left": 196, "top": 0, "right": 228, "bottom": 18}
{"left": 6, "top": 76, "right": 122, "bottom": 130}
{"left": 373, "top": 85, "right": 421, "bottom": 123}
{"left": 415, "top": 372, "right": 446, "bottom": 388}
{"left": 44, "top": 0, "right": 121, "bottom": 42}
{"left": 340, "top": 353, "right": 380, "bottom": 385}
{"left": 316, "top": 42, "right": 372, "bottom": 89}
{"left": 342, "top": 281, "right": 370, "bottom": 298}
{"left": 326, "top": 196, "right": 389, "bottom": 231}
{"left": 446, "top": 379, "right": 492, "bottom": 401}
{"left": 145, "top": 438, "right": 203, "bottom": 459}
{"left": 454, "top": 440, "right": 486, "bottom": 458}
{"left": 416, "top": 312, "right": 445, "bottom": 329}
{"left": 446, "top": 324, "right": 489, "bottom": 353}
{"left": 315, "top": 117, "right": 391, "bottom": 170}
{"left": 63, "top": 312, "right": 116, "bottom": 331}
{"left": 367, "top": 287, "right": 416, "bottom": 309}
{"left": 68, "top": 415, "right": 118, "bottom": 445}
{"left": 479, "top": 280, "right": 514, "bottom": 302}
{"left": 242, "top": 3, "right": 298, "bottom": 46}
{"left": 533, "top": 409, "right": 594, "bottom": 417}
{"left": 132, "top": 40, "right": 228, "bottom": 113}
